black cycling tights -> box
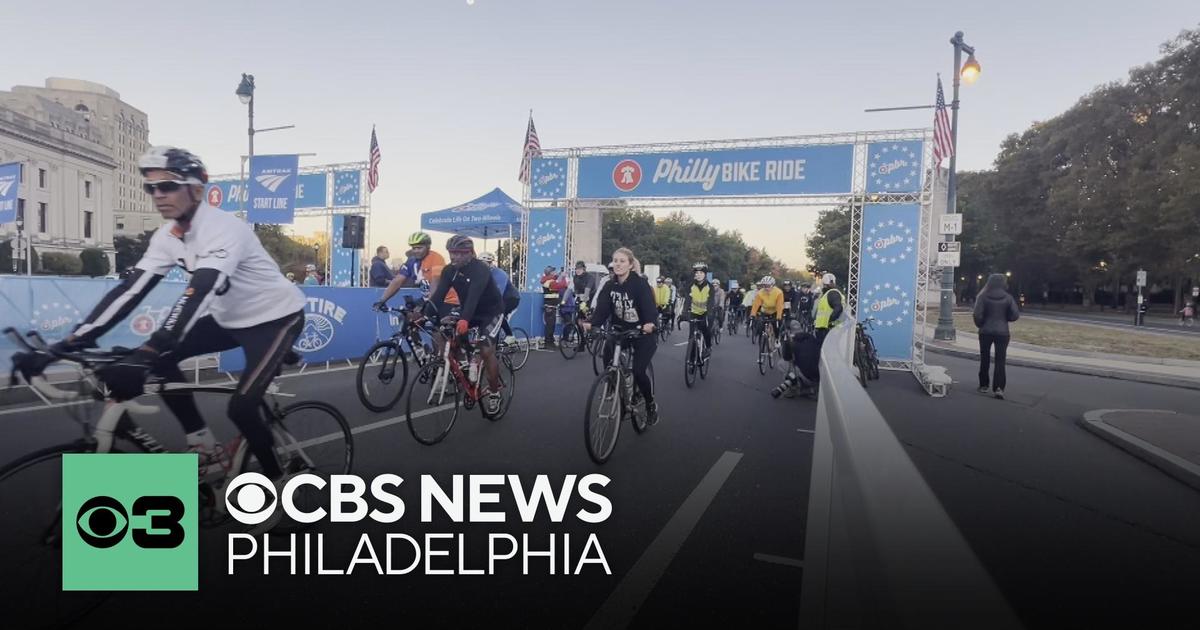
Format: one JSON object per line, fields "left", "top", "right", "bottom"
{"left": 155, "top": 312, "right": 304, "bottom": 480}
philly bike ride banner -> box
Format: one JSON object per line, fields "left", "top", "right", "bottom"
{"left": 858, "top": 203, "right": 921, "bottom": 362}
{"left": 0, "top": 162, "right": 20, "bottom": 224}
{"left": 524, "top": 208, "right": 568, "bottom": 290}
{"left": 205, "top": 172, "right": 327, "bottom": 211}
{"left": 330, "top": 215, "right": 359, "bottom": 287}
{"left": 574, "top": 145, "right": 854, "bottom": 199}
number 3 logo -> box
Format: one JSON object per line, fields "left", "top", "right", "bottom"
{"left": 76, "top": 495, "right": 186, "bottom": 549}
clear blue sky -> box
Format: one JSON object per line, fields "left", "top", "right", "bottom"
{"left": 3, "top": 0, "right": 1197, "bottom": 269}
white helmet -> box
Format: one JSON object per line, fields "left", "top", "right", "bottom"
{"left": 479, "top": 251, "right": 496, "bottom": 265}
{"left": 822, "top": 273, "right": 836, "bottom": 286}
{"left": 758, "top": 275, "right": 775, "bottom": 287}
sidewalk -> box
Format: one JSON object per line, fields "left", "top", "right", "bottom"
{"left": 924, "top": 325, "right": 1200, "bottom": 390}
{"left": 1080, "top": 410, "right": 1200, "bottom": 491}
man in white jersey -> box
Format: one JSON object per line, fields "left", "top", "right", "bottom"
{"left": 52, "top": 147, "right": 305, "bottom": 525}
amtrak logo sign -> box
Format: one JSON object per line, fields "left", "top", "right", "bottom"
{"left": 863, "top": 283, "right": 912, "bottom": 327}
{"left": 866, "top": 220, "right": 915, "bottom": 265}
{"left": 30, "top": 302, "right": 82, "bottom": 340}
{"left": 867, "top": 142, "right": 921, "bottom": 193}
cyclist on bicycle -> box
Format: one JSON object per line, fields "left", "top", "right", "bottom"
{"left": 654, "top": 276, "right": 672, "bottom": 328}
{"left": 479, "top": 251, "right": 521, "bottom": 340}
{"left": 796, "top": 282, "right": 816, "bottom": 330}
{"left": 23, "top": 146, "right": 306, "bottom": 524}
{"left": 664, "top": 277, "right": 678, "bottom": 330}
{"left": 429, "top": 235, "right": 506, "bottom": 415}
{"left": 710, "top": 279, "right": 726, "bottom": 331}
{"left": 750, "top": 275, "right": 785, "bottom": 340}
{"left": 581, "top": 247, "right": 659, "bottom": 425}
{"left": 681, "top": 263, "right": 716, "bottom": 358}
{"left": 727, "top": 283, "right": 744, "bottom": 323}
{"left": 781, "top": 280, "right": 797, "bottom": 323}
{"left": 813, "top": 272, "right": 845, "bottom": 346}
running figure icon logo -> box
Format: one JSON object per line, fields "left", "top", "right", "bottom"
{"left": 612, "top": 159, "right": 642, "bottom": 193}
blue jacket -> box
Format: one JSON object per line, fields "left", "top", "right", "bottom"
{"left": 369, "top": 256, "right": 394, "bottom": 288}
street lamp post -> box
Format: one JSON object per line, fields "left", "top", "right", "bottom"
{"left": 236, "top": 74, "right": 255, "bottom": 222}
{"left": 14, "top": 218, "right": 23, "bottom": 274}
{"left": 933, "top": 31, "right": 980, "bottom": 342}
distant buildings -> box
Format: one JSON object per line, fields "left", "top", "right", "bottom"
{"left": 0, "top": 78, "right": 155, "bottom": 270}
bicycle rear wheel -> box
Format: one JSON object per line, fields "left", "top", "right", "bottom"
{"left": 865, "top": 336, "right": 881, "bottom": 380}
{"left": 505, "top": 327, "right": 531, "bottom": 371}
{"left": 0, "top": 443, "right": 109, "bottom": 627}
{"left": 584, "top": 371, "right": 622, "bottom": 464}
{"left": 630, "top": 362, "right": 654, "bottom": 434}
{"left": 559, "top": 323, "right": 581, "bottom": 360}
{"left": 407, "top": 362, "right": 462, "bottom": 445}
{"left": 356, "top": 339, "right": 409, "bottom": 412}
{"left": 590, "top": 334, "right": 606, "bottom": 376}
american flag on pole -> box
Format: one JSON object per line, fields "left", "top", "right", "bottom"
{"left": 518, "top": 113, "right": 541, "bottom": 184}
{"left": 367, "top": 126, "right": 381, "bottom": 193}
{"left": 932, "top": 77, "right": 954, "bottom": 167}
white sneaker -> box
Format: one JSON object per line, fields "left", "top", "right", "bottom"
{"left": 483, "top": 389, "right": 504, "bottom": 415}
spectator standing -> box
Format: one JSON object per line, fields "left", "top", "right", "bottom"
{"left": 973, "top": 273, "right": 1020, "bottom": 399}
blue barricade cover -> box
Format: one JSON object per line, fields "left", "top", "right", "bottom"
{"left": 0, "top": 276, "right": 547, "bottom": 375}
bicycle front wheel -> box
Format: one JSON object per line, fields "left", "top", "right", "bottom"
{"left": 505, "top": 327, "right": 531, "bottom": 371}
{"left": 559, "top": 323, "right": 581, "bottom": 360}
{"left": 591, "top": 334, "right": 606, "bottom": 376}
{"left": 356, "top": 340, "right": 409, "bottom": 412}
{"left": 407, "top": 362, "right": 462, "bottom": 445}
{"left": 584, "top": 371, "right": 622, "bottom": 464}
{"left": 758, "top": 332, "right": 768, "bottom": 375}
{"left": 0, "top": 443, "right": 109, "bottom": 627}
{"left": 684, "top": 336, "right": 698, "bottom": 388}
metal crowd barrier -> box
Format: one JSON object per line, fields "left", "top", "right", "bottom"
{"left": 799, "top": 316, "right": 1020, "bottom": 629}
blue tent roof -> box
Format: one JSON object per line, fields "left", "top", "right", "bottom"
{"left": 420, "top": 188, "right": 526, "bottom": 239}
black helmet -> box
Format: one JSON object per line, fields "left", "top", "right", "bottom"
{"left": 692, "top": 262, "right": 708, "bottom": 273}
{"left": 138, "top": 146, "right": 208, "bottom": 183}
{"left": 446, "top": 234, "right": 474, "bottom": 252}
{"left": 575, "top": 260, "right": 587, "bottom": 269}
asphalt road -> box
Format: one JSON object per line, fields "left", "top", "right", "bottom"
{"left": 1016, "top": 308, "right": 1200, "bottom": 338}
{"left": 1, "top": 327, "right": 1196, "bottom": 628}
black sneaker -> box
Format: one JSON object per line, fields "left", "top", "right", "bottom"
{"left": 646, "top": 401, "right": 660, "bottom": 426}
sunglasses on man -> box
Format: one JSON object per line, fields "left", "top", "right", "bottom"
{"left": 142, "top": 179, "right": 192, "bottom": 195}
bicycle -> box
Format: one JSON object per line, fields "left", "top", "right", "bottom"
{"left": 712, "top": 311, "right": 723, "bottom": 346}
{"left": 495, "top": 313, "right": 531, "bottom": 371}
{"left": 657, "top": 311, "right": 672, "bottom": 343}
{"left": 358, "top": 299, "right": 438, "bottom": 412}
{"left": 758, "top": 316, "right": 782, "bottom": 375}
{"left": 589, "top": 323, "right": 609, "bottom": 376}
{"left": 583, "top": 329, "right": 656, "bottom": 464}
{"left": 727, "top": 307, "right": 742, "bottom": 336}
{"left": 683, "top": 317, "right": 712, "bottom": 388}
{"left": 558, "top": 302, "right": 590, "bottom": 360}
{"left": 405, "top": 318, "right": 516, "bottom": 445}
{"left": 0, "top": 328, "right": 353, "bottom": 627}
{"left": 853, "top": 317, "right": 882, "bottom": 387}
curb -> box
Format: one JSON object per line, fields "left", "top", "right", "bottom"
{"left": 1079, "top": 409, "right": 1200, "bottom": 492}
{"left": 924, "top": 344, "right": 1200, "bottom": 392}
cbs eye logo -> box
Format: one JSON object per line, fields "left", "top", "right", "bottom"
{"left": 224, "top": 472, "right": 279, "bottom": 524}
{"left": 76, "top": 495, "right": 186, "bottom": 549}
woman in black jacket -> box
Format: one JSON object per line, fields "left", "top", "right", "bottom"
{"left": 583, "top": 247, "right": 660, "bottom": 425}
{"left": 973, "top": 273, "right": 1020, "bottom": 399}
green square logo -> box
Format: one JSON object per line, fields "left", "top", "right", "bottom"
{"left": 62, "top": 454, "right": 197, "bottom": 591}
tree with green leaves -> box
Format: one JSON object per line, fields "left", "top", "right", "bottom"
{"left": 79, "top": 248, "right": 111, "bottom": 277}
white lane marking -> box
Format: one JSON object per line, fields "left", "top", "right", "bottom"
{"left": 584, "top": 450, "right": 743, "bottom": 630}
{"left": 292, "top": 403, "right": 457, "bottom": 449}
{"left": 753, "top": 553, "right": 804, "bottom": 569}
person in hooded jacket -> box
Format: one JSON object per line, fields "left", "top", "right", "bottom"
{"left": 973, "top": 273, "right": 1020, "bottom": 399}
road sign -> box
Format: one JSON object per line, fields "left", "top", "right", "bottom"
{"left": 937, "top": 241, "right": 961, "bottom": 253}
{"left": 936, "top": 251, "right": 960, "bottom": 267}
{"left": 938, "top": 214, "right": 962, "bottom": 235}
{"left": 1136, "top": 270, "right": 1147, "bottom": 288}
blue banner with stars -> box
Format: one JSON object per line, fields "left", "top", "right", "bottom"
{"left": 858, "top": 203, "right": 921, "bottom": 362}
{"left": 523, "top": 208, "right": 567, "bottom": 291}
{"left": 330, "top": 215, "right": 359, "bottom": 287}
{"left": 530, "top": 158, "right": 568, "bottom": 199}
{"left": 866, "top": 141, "right": 923, "bottom": 194}
{"left": 333, "top": 170, "right": 362, "bottom": 207}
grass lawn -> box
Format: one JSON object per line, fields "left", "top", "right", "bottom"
{"left": 950, "top": 313, "right": 1200, "bottom": 361}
